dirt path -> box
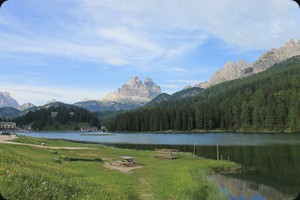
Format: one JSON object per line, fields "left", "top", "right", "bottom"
{"left": 0, "top": 135, "right": 94, "bottom": 150}
{"left": 138, "top": 178, "right": 155, "bottom": 200}
{"left": 103, "top": 162, "right": 143, "bottom": 173}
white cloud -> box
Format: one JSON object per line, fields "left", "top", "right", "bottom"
{"left": 1, "top": 0, "right": 300, "bottom": 105}
{"left": 159, "top": 84, "right": 182, "bottom": 89}
{"left": 98, "top": 27, "right": 163, "bottom": 55}
{"left": 168, "top": 79, "right": 202, "bottom": 86}
{"left": 167, "top": 44, "right": 198, "bottom": 59}
{"left": 104, "top": 57, "right": 129, "bottom": 66}
{"left": 1, "top": 0, "right": 299, "bottom": 68}
{"left": 77, "top": 0, "right": 300, "bottom": 50}
{"left": 0, "top": 83, "right": 108, "bottom": 106}
{"left": 165, "top": 67, "right": 189, "bottom": 74}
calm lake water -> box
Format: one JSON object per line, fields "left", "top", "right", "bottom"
{"left": 17, "top": 131, "right": 300, "bottom": 200}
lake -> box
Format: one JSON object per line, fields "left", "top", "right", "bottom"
{"left": 17, "top": 131, "right": 300, "bottom": 200}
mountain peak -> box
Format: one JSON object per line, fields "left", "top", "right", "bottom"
{"left": 144, "top": 77, "right": 153, "bottom": 83}
{"left": 0, "top": 91, "right": 20, "bottom": 108}
{"left": 127, "top": 76, "right": 142, "bottom": 87}
{"left": 3, "top": 92, "right": 11, "bottom": 97}
{"left": 103, "top": 76, "right": 161, "bottom": 103}
{"left": 285, "top": 39, "right": 296, "bottom": 48}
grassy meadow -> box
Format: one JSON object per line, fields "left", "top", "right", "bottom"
{"left": 0, "top": 136, "right": 238, "bottom": 200}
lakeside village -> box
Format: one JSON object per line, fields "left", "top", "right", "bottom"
{"left": 0, "top": 121, "right": 100, "bottom": 134}
{"left": 0, "top": 111, "right": 103, "bottom": 135}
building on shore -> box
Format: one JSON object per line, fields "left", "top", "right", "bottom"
{"left": 0, "top": 122, "right": 17, "bottom": 129}
{"left": 80, "top": 126, "right": 98, "bottom": 132}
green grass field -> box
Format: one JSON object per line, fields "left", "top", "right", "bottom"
{"left": 0, "top": 137, "right": 238, "bottom": 200}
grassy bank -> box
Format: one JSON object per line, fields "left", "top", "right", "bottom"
{"left": 0, "top": 137, "right": 238, "bottom": 200}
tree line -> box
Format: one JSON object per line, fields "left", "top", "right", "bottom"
{"left": 14, "top": 105, "right": 100, "bottom": 130}
{"left": 108, "top": 56, "right": 300, "bottom": 133}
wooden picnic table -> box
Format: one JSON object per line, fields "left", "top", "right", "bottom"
{"left": 120, "top": 156, "right": 135, "bottom": 166}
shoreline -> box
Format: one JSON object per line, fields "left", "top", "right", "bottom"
{"left": 15, "top": 129, "right": 300, "bottom": 134}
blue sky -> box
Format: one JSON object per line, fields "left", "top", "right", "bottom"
{"left": 0, "top": 0, "right": 300, "bottom": 105}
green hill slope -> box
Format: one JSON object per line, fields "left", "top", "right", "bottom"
{"left": 147, "top": 87, "right": 204, "bottom": 106}
{"left": 14, "top": 104, "right": 100, "bottom": 131}
{"left": 0, "top": 107, "right": 22, "bottom": 118}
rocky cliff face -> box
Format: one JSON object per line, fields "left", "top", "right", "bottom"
{"left": 18, "top": 103, "right": 36, "bottom": 111}
{"left": 197, "top": 39, "right": 300, "bottom": 88}
{"left": 103, "top": 76, "right": 161, "bottom": 103}
{"left": 0, "top": 92, "right": 19, "bottom": 108}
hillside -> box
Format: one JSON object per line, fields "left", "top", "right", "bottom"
{"left": 13, "top": 104, "right": 100, "bottom": 131}
{"left": 147, "top": 87, "right": 204, "bottom": 106}
{"left": 0, "top": 107, "right": 22, "bottom": 118}
{"left": 108, "top": 56, "right": 300, "bottom": 133}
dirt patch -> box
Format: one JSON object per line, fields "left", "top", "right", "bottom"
{"left": 0, "top": 135, "right": 17, "bottom": 141}
{"left": 103, "top": 162, "right": 143, "bottom": 173}
{"left": 0, "top": 136, "right": 94, "bottom": 150}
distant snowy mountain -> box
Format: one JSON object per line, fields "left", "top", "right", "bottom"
{"left": 0, "top": 92, "right": 19, "bottom": 108}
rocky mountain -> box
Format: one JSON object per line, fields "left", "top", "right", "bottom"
{"left": 75, "top": 76, "right": 161, "bottom": 112}
{"left": 197, "top": 39, "right": 300, "bottom": 88}
{"left": 0, "top": 92, "right": 19, "bottom": 108}
{"left": 18, "top": 103, "right": 36, "bottom": 111}
{"left": 103, "top": 76, "right": 161, "bottom": 103}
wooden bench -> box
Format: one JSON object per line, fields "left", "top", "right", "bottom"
{"left": 155, "top": 149, "right": 178, "bottom": 159}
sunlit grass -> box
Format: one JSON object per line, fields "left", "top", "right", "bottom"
{"left": 0, "top": 137, "right": 237, "bottom": 199}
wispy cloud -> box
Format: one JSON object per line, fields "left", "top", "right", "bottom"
{"left": 104, "top": 57, "right": 129, "bottom": 66}
{"left": 168, "top": 79, "right": 202, "bottom": 86}
{"left": 164, "top": 67, "right": 189, "bottom": 75}
{"left": 1, "top": 0, "right": 300, "bottom": 66}
{"left": 13, "top": 89, "right": 63, "bottom": 98}
{"left": 98, "top": 27, "right": 163, "bottom": 55}
{"left": 0, "top": 83, "right": 108, "bottom": 106}
{"left": 159, "top": 84, "right": 182, "bottom": 90}
{"left": 1, "top": 0, "right": 300, "bottom": 102}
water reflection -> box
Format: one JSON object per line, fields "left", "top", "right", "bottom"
{"left": 112, "top": 143, "right": 300, "bottom": 198}
{"left": 213, "top": 174, "right": 290, "bottom": 200}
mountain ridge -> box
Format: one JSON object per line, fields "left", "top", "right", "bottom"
{"left": 108, "top": 55, "right": 300, "bottom": 133}
{"left": 147, "top": 87, "right": 205, "bottom": 106}
{"left": 197, "top": 39, "right": 300, "bottom": 88}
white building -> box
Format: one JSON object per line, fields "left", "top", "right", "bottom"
{"left": 0, "top": 122, "right": 17, "bottom": 129}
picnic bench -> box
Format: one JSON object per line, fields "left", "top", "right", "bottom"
{"left": 155, "top": 149, "right": 178, "bottom": 159}
{"left": 119, "top": 156, "right": 137, "bottom": 166}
